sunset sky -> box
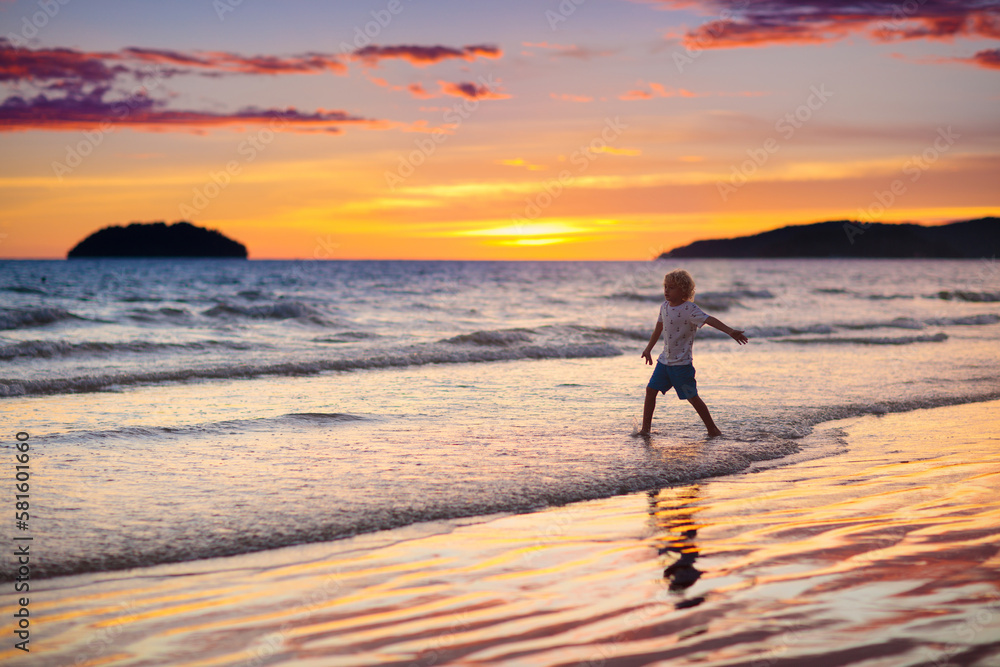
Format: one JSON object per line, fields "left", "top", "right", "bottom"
{"left": 1, "top": 0, "right": 998, "bottom": 259}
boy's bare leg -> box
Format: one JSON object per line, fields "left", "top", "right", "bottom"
{"left": 688, "top": 395, "right": 722, "bottom": 437}
{"left": 639, "top": 386, "right": 658, "bottom": 435}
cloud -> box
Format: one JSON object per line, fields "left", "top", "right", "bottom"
{"left": 894, "top": 46, "right": 1000, "bottom": 69}
{"left": 439, "top": 80, "right": 511, "bottom": 100}
{"left": 1, "top": 40, "right": 503, "bottom": 87}
{"left": 123, "top": 47, "right": 348, "bottom": 75}
{"left": 367, "top": 76, "right": 509, "bottom": 101}
{"left": 969, "top": 47, "right": 1000, "bottom": 69}
{"left": 363, "top": 72, "right": 433, "bottom": 98}
{"left": 619, "top": 82, "right": 708, "bottom": 99}
{"left": 351, "top": 44, "right": 501, "bottom": 67}
{"left": 0, "top": 86, "right": 391, "bottom": 134}
{"left": 407, "top": 83, "right": 436, "bottom": 99}
{"left": 0, "top": 39, "right": 506, "bottom": 133}
{"left": 650, "top": 0, "right": 1000, "bottom": 51}
{"left": 592, "top": 146, "right": 642, "bottom": 156}
{"left": 0, "top": 42, "right": 127, "bottom": 84}
{"left": 684, "top": 20, "right": 848, "bottom": 48}
{"left": 0, "top": 40, "right": 351, "bottom": 89}
{"left": 496, "top": 158, "right": 546, "bottom": 170}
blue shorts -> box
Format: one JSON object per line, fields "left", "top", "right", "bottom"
{"left": 647, "top": 362, "right": 698, "bottom": 400}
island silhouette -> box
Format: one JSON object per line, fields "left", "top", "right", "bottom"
{"left": 663, "top": 217, "right": 998, "bottom": 259}
{"left": 67, "top": 221, "right": 247, "bottom": 259}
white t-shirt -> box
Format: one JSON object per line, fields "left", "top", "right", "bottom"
{"left": 656, "top": 301, "right": 709, "bottom": 366}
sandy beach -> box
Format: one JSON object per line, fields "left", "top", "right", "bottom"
{"left": 4, "top": 399, "right": 998, "bottom": 666}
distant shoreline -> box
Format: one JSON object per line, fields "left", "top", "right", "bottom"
{"left": 662, "top": 217, "right": 998, "bottom": 259}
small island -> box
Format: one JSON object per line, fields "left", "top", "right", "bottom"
{"left": 662, "top": 217, "right": 999, "bottom": 259}
{"left": 67, "top": 221, "right": 248, "bottom": 259}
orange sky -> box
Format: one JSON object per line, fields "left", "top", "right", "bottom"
{"left": 1, "top": 0, "right": 998, "bottom": 259}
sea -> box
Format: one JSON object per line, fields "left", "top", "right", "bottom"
{"left": 2, "top": 257, "right": 999, "bottom": 581}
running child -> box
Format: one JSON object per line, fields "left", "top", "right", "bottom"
{"left": 639, "top": 269, "right": 748, "bottom": 437}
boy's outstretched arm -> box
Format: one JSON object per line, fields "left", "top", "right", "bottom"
{"left": 641, "top": 321, "right": 664, "bottom": 364}
{"left": 704, "top": 316, "right": 749, "bottom": 345}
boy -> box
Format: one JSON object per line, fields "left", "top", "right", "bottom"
{"left": 639, "top": 269, "right": 748, "bottom": 437}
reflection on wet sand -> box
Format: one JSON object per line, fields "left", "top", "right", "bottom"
{"left": 648, "top": 486, "right": 706, "bottom": 607}
{"left": 3, "top": 402, "right": 999, "bottom": 666}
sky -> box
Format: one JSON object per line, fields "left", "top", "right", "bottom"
{"left": 1, "top": 0, "right": 998, "bottom": 260}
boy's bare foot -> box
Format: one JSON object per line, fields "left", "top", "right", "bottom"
{"left": 634, "top": 430, "right": 650, "bottom": 437}
{"left": 707, "top": 429, "right": 722, "bottom": 438}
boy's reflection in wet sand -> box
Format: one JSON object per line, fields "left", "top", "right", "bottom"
{"left": 648, "top": 485, "right": 705, "bottom": 609}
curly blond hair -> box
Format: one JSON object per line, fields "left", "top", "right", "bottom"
{"left": 663, "top": 269, "right": 696, "bottom": 302}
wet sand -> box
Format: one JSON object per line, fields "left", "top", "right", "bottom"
{"left": 4, "top": 400, "right": 1000, "bottom": 666}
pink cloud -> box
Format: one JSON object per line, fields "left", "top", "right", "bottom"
{"left": 619, "top": 82, "right": 710, "bottom": 100}
{"left": 124, "top": 47, "right": 348, "bottom": 75}
{"left": 0, "top": 42, "right": 127, "bottom": 84}
{"left": 649, "top": 0, "right": 1000, "bottom": 62}
{"left": 970, "top": 47, "right": 1000, "bottom": 69}
{"left": 351, "top": 44, "right": 501, "bottom": 67}
{"left": 912, "top": 47, "right": 1000, "bottom": 70}
{"left": 0, "top": 39, "right": 508, "bottom": 133}
{"left": 0, "top": 88, "right": 387, "bottom": 133}
{"left": 407, "top": 82, "right": 436, "bottom": 99}
{"left": 438, "top": 80, "right": 511, "bottom": 100}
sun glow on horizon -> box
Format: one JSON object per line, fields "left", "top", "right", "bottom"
{"left": 0, "top": 1, "right": 996, "bottom": 260}
{"left": 456, "top": 222, "right": 590, "bottom": 237}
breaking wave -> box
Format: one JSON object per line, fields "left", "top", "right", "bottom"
{"left": 0, "top": 341, "right": 622, "bottom": 396}
{"left": 202, "top": 301, "right": 333, "bottom": 325}
{"left": 0, "top": 339, "right": 254, "bottom": 360}
{"left": 774, "top": 333, "right": 948, "bottom": 345}
{"left": 0, "top": 307, "right": 81, "bottom": 330}
{"left": 934, "top": 290, "right": 1000, "bottom": 303}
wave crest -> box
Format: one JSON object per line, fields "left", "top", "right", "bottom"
{"left": 203, "top": 301, "right": 331, "bottom": 325}
{"left": 935, "top": 290, "right": 1000, "bottom": 303}
{"left": 0, "top": 307, "right": 78, "bottom": 330}
{"left": 442, "top": 329, "right": 535, "bottom": 346}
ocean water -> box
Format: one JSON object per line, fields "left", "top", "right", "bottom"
{"left": 2, "top": 258, "right": 999, "bottom": 580}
